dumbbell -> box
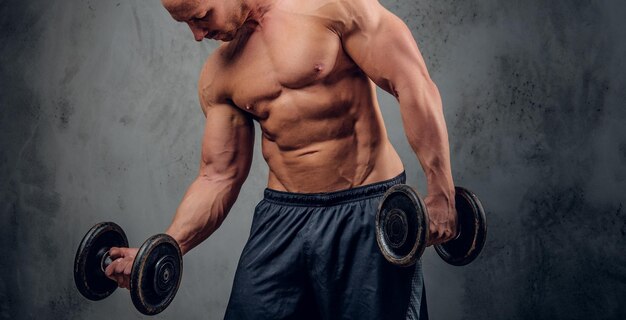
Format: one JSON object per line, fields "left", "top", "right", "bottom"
{"left": 376, "top": 185, "right": 487, "bottom": 267}
{"left": 74, "top": 222, "right": 183, "bottom": 315}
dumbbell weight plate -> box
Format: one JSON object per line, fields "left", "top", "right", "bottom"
{"left": 376, "top": 184, "right": 429, "bottom": 267}
{"left": 74, "top": 222, "right": 129, "bottom": 301}
{"left": 130, "top": 234, "right": 182, "bottom": 315}
{"left": 434, "top": 187, "right": 487, "bottom": 266}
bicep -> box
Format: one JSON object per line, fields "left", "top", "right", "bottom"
{"left": 341, "top": 1, "right": 433, "bottom": 98}
{"left": 199, "top": 103, "right": 254, "bottom": 182}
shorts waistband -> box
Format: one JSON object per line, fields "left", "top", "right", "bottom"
{"left": 263, "top": 172, "right": 406, "bottom": 207}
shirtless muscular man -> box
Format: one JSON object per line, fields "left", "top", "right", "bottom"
{"left": 105, "top": 0, "right": 457, "bottom": 318}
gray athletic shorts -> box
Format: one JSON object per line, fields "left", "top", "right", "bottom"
{"left": 225, "top": 172, "right": 428, "bottom": 319}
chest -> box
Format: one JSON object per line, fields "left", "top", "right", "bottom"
{"left": 222, "top": 13, "right": 345, "bottom": 110}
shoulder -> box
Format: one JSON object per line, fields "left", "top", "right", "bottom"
{"left": 306, "top": 0, "right": 385, "bottom": 35}
{"left": 198, "top": 47, "right": 229, "bottom": 115}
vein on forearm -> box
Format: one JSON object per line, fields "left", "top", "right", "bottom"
{"left": 396, "top": 78, "right": 454, "bottom": 197}
{"left": 168, "top": 172, "right": 245, "bottom": 255}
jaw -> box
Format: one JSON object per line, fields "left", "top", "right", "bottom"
{"left": 217, "top": 21, "right": 252, "bottom": 42}
{"left": 211, "top": 0, "right": 269, "bottom": 43}
{"left": 219, "top": 2, "right": 254, "bottom": 42}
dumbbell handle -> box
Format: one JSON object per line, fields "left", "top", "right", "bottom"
{"left": 97, "top": 248, "right": 115, "bottom": 274}
{"left": 97, "top": 246, "right": 174, "bottom": 288}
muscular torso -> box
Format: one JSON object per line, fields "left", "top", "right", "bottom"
{"left": 201, "top": 1, "right": 403, "bottom": 192}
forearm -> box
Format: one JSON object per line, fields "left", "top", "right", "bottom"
{"left": 398, "top": 78, "right": 455, "bottom": 206}
{"left": 166, "top": 174, "right": 243, "bottom": 255}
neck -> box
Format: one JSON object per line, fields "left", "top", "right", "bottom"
{"left": 243, "top": 0, "right": 279, "bottom": 24}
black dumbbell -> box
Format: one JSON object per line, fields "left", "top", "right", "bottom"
{"left": 74, "top": 222, "right": 183, "bottom": 315}
{"left": 376, "top": 185, "right": 487, "bottom": 267}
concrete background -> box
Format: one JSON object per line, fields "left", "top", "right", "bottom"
{"left": 1, "top": 0, "right": 625, "bottom": 319}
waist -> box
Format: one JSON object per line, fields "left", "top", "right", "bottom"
{"left": 263, "top": 171, "right": 406, "bottom": 207}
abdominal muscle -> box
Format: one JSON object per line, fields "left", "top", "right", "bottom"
{"left": 256, "top": 82, "right": 405, "bottom": 193}
{"left": 264, "top": 137, "right": 404, "bottom": 193}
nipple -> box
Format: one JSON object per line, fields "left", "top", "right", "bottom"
{"left": 314, "top": 64, "right": 324, "bottom": 73}
{"left": 245, "top": 104, "right": 253, "bottom": 110}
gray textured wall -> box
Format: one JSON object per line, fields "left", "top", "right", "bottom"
{"left": 1, "top": 0, "right": 625, "bottom": 319}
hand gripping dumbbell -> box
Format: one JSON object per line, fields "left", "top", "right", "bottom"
{"left": 376, "top": 185, "right": 487, "bottom": 267}
{"left": 74, "top": 222, "right": 183, "bottom": 315}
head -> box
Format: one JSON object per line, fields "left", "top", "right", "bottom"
{"left": 161, "top": 0, "right": 249, "bottom": 42}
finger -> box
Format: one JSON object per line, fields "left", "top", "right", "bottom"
{"left": 105, "top": 262, "right": 116, "bottom": 278}
{"left": 428, "top": 225, "right": 440, "bottom": 239}
{"left": 123, "top": 260, "right": 133, "bottom": 276}
{"left": 114, "top": 258, "right": 126, "bottom": 274}
{"left": 107, "top": 262, "right": 125, "bottom": 287}
{"left": 118, "top": 247, "right": 132, "bottom": 256}
{"left": 109, "top": 247, "right": 124, "bottom": 259}
{"left": 438, "top": 227, "right": 457, "bottom": 243}
{"left": 428, "top": 238, "right": 443, "bottom": 246}
{"left": 116, "top": 275, "right": 126, "bottom": 288}
{"left": 123, "top": 275, "right": 131, "bottom": 290}
{"left": 126, "top": 247, "right": 138, "bottom": 259}
{"left": 111, "top": 247, "right": 135, "bottom": 259}
{"left": 118, "top": 275, "right": 127, "bottom": 289}
{"left": 110, "top": 246, "right": 120, "bottom": 255}
{"left": 427, "top": 229, "right": 446, "bottom": 246}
